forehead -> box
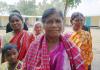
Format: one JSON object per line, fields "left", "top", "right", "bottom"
{"left": 46, "top": 13, "right": 63, "bottom": 21}
{"left": 35, "top": 23, "right": 41, "bottom": 27}
{"left": 72, "top": 17, "right": 83, "bottom": 21}
{"left": 10, "top": 15, "right": 21, "bottom": 21}
{"left": 6, "top": 48, "right": 18, "bottom": 54}
{"left": 72, "top": 15, "right": 84, "bottom": 20}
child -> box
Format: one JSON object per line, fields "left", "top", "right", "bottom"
{"left": 0, "top": 43, "right": 22, "bottom": 70}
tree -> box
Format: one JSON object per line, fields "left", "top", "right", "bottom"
{"left": 63, "top": 0, "right": 81, "bottom": 24}
{"left": 0, "top": 1, "right": 18, "bottom": 14}
{"left": 0, "top": 0, "right": 81, "bottom": 17}
{"left": 35, "top": 0, "right": 52, "bottom": 16}
{"left": 36, "top": 0, "right": 65, "bottom": 16}
{"left": 0, "top": 1, "right": 8, "bottom": 14}
{"left": 8, "top": 5, "right": 17, "bottom": 13}
{"left": 17, "top": 0, "right": 36, "bottom": 15}
{"left": 51, "top": 0, "right": 65, "bottom": 12}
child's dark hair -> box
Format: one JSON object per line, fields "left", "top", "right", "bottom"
{"left": 42, "top": 8, "right": 64, "bottom": 23}
{"left": 9, "top": 13, "right": 23, "bottom": 22}
{"left": 70, "top": 12, "right": 84, "bottom": 23}
{"left": 2, "top": 43, "right": 18, "bottom": 55}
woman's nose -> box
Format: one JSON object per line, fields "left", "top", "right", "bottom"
{"left": 52, "top": 21, "right": 57, "bottom": 27}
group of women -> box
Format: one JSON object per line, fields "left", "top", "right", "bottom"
{"left": 0, "top": 8, "right": 93, "bottom": 70}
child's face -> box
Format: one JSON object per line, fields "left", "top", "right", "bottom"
{"left": 6, "top": 48, "right": 18, "bottom": 64}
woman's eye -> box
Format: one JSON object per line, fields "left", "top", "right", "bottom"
{"left": 56, "top": 20, "right": 61, "bottom": 23}
{"left": 10, "top": 19, "right": 20, "bottom": 23}
{"left": 47, "top": 20, "right": 53, "bottom": 24}
{"left": 16, "top": 20, "right": 19, "bottom": 22}
{"left": 11, "top": 20, "right": 14, "bottom": 23}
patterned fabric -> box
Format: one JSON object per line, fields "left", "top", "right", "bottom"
{"left": 70, "top": 32, "right": 82, "bottom": 48}
{"left": 35, "top": 33, "right": 44, "bottom": 39}
{"left": 22, "top": 35, "right": 85, "bottom": 70}
{"left": 64, "top": 32, "right": 72, "bottom": 39}
{"left": 0, "top": 37, "right": 1, "bottom": 48}
{"left": 23, "top": 35, "right": 50, "bottom": 70}
{"left": 4, "top": 30, "right": 30, "bottom": 60}
{"left": 15, "top": 61, "right": 23, "bottom": 70}
{"left": 0, "top": 61, "right": 22, "bottom": 70}
{"left": 29, "top": 33, "right": 35, "bottom": 44}
{"left": 0, "top": 37, "right": 1, "bottom": 64}
{"left": 29, "top": 33, "right": 43, "bottom": 45}
{"left": 70, "top": 30, "right": 93, "bottom": 70}
{"left": 0, "top": 36, "right": 2, "bottom": 52}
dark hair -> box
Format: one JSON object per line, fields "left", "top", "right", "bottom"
{"left": 9, "top": 13, "right": 23, "bottom": 22}
{"left": 10, "top": 10, "right": 21, "bottom": 15}
{"left": 25, "top": 17, "right": 29, "bottom": 22}
{"left": 70, "top": 12, "right": 84, "bottom": 23}
{"left": 42, "top": 8, "right": 64, "bottom": 23}
{"left": 2, "top": 44, "right": 18, "bottom": 55}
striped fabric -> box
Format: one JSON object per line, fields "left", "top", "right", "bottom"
{"left": 70, "top": 32, "right": 82, "bottom": 48}
{"left": 9, "top": 30, "right": 30, "bottom": 60}
{"left": 70, "top": 30, "right": 93, "bottom": 70}
{"left": 22, "top": 35, "right": 85, "bottom": 70}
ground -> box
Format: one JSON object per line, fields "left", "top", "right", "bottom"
{"left": 91, "top": 28, "right": 100, "bottom": 70}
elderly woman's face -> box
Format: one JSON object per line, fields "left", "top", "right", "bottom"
{"left": 71, "top": 18, "right": 84, "bottom": 31}
{"left": 34, "top": 24, "right": 42, "bottom": 35}
{"left": 10, "top": 15, "right": 23, "bottom": 31}
{"left": 44, "top": 13, "right": 63, "bottom": 38}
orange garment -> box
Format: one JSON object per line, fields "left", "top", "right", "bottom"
{"left": 29, "top": 33, "right": 35, "bottom": 44}
{"left": 28, "top": 33, "right": 43, "bottom": 46}
{"left": 9, "top": 30, "right": 30, "bottom": 60}
{"left": 70, "top": 30, "right": 93, "bottom": 70}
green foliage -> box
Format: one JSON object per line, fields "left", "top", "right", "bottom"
{"left": 62, "top": 0, "right": 81, "bottom": 24}
{"left": 36, "top": 0, "right": 65, "bottom": 16}
{"left": 0, "top": 1, "right": 8, "bottom": 14}
{"left": 17, "top": 0, "right": 36, "bottom": 15}
{"left": 63, "top": 0, "right": 81, "bottom": 7}
{"left": 0, "top": 0, "right": 81, "bottom": 16}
